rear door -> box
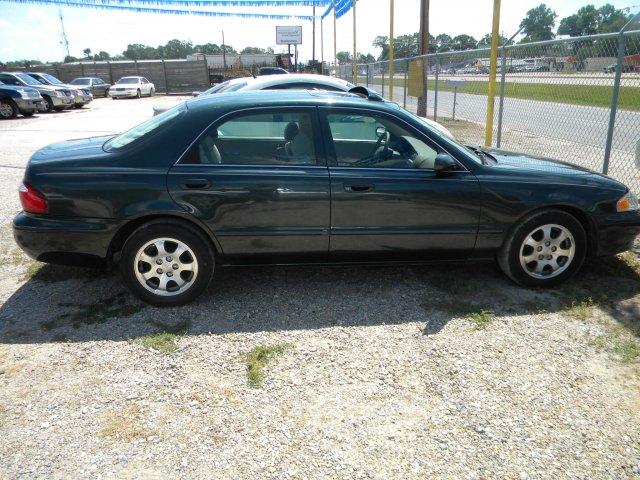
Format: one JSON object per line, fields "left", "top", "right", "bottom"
{"left": 167, "top": 107, "right": 330, "bottom": 264}
{"left": 320, "top": 107, "right": 482, "bottom": 262}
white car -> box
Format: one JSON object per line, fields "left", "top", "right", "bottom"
{"left": 110, "top": 76, "right": 155, "bottom": 99}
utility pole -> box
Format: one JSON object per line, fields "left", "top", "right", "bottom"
{"left": 352, "top": 0, "right": 357, "bottom": 83}
{"left": 417, "top": 0, "right": 429, "bottom": 116}
{"left": 484, "top": 0, "right": 501, "bottom": 146}
{"left": 312, "top": 5, "right": 316, "bottom": 63}
{"left": 333, "top": 0, "right": 337, "bottom": 73}
{"left": 388, "top": 0, "right": 394, "bottom": 101}
{"left": 221, "top": 30, "right": 227, "bottom": 74}
{"left": 320, "top": 17, "right": 324, "bottom": 74}
{"left": 58, "top": 9, "right": 70, "bottom": 59}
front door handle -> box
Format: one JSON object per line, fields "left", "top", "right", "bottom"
{"left": 181, "top": 178, "right": 211, "bottom": 190}
{"left": 344, "top": 184, "right": 374, "bottom": 193}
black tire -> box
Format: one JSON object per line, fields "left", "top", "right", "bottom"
{"left": 149, "top": 87, "right": 155, "bottom": 97}
{"left": 120, "top": 219, "right": 215, "bottom": 306}
{"left": 0, "top": 98, "right": 18, "bottom": 119}
{"left": 42, "top": 95, "right": 54, "bottom": 113}
{"left": 21, "top": 110, "right": 36, "bottom": 117}
{"left": 53, "top": 106, "right": 66, "bottom": 112}
{"left": 136, "top": 89, "right": 141, "bottom": 99}
{"left": 73, "top": 103, "right": 83, "bottom": 109}
{"left": 104, "top": 88, "right": 110, "bottom": 97}
{"left": 498, "top": 209, "right": 587, "bottom": 287}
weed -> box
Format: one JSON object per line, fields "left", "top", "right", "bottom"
{"left": 611, "top": 339, "right": 640, "bottom": 364}
{"left": 566, "top": 297, "right": 599, "bottom": 321}
{"left": 246, "top": 343, "right": 293, "bottom": 387}
{"left": 100, "top": 405, "right": 151, "bottom": 441}
{"left": 137, "top": 332, "right": 180, "bottom": 354}
{"left": 469, "top": 309, "right": 494, "bottom": 330}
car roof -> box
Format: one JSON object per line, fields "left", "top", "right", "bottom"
{"left": 241, "top": 74, "right": 353, "bottom": 90}
{"left": 186, "top": 89, "right": 397, "bottom": 113}
{"left": 119, "top": 76, "right": 143, "bottom": 80}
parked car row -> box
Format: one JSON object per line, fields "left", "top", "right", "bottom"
{"left": 0, "top": 73, "right": 158, "bottom": 119}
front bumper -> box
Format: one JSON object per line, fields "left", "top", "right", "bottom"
{"left": 15, "top": 98, "right": 43, "bottom": 113}
{"left": 13, "top": 212, "right": 120, "bottom": 267}
{"left": 596, "top": 210, "right": 640, "bottom": 256}
{"left": 49, "top": 96, "right": 74, "bottom": 108}
{"left": 110, "top": 90, "right": 139, "bottom": 98}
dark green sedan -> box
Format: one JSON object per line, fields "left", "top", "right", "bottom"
{"left": 13, "top": 90, "right": 640, "bottom": 306}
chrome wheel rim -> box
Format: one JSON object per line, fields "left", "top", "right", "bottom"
{"left": 0, "top": 103, "right": 13, "bottom": 118}
{"left": 519, "top": 224, "right": 575, "bottom": 279}
{"left": 134, "top": 237, "right": 198, "bottom": 296}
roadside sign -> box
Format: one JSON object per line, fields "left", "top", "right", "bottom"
{"left": 408, "top": 59, "right": 423, "bottom": 97}
{"left": 276, "top": 26, "right": 302, "bottom": 45}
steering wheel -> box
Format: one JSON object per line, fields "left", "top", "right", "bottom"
{"left": 371, "top": 129, "right": 390, "bottom": 158}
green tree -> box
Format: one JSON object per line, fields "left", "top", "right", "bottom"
{"left": 336, "top": 51, "right": 351, "bottom": 63}
{"left": 194, "top": 43, "right": 222, "bottom": 54}
{"left": 64, "top": 55, "right": 79, "bottom": 63}
{"left": 519, "top": 4, "right": 557, "bottom": 42}
{"left": 476, "top": 33, "right": 510, "bottom": 49}
{"left": 94, "top": 51, "right": 110, "bottom": 61}
{"left": 434, "top": 33, "right": 452, "bottom": 52}
{"left": 451, "top": 34, "right": 477, "bottom": 51}
{"left": 557, "top": 5, "right": 599, "bottom": 37}
{"left": 82, "top": 48, "right": 92, "bottom": 59}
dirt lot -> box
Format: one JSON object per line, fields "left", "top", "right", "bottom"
{"left": 1, "top": 97, "right": 639, "bottom": 479}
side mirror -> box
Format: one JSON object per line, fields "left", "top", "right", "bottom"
{"left": 434, "top": 153, "right": 458, "bottom": 173}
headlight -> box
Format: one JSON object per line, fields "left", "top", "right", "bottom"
{"left": 53, "top": 90, "right": 63, "bottom": 97}
{"left": 616, "top": 191, "right": 639, "bottom": 212}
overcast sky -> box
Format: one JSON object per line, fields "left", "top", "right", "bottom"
{"left": 0, "top": 0, "right": 636, "bottom": 63}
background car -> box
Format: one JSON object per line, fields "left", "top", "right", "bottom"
{"left": 110, "top": 76, "right": 155, "bottom": 99}
{"left": 0, "top": 80, "right": 43, "bottom": 119}
{"left": 603, "top": 63, "right": 636, "bottom": 73}
{"left": 14, "top": 90, "right": 640, "bottom": 306}
{"left": 26, "top": 72, "right": 92, "bottom": 109}
{"left": 155, "top": 74, "right": 455, "bottom": 139}
{"left": 70, "top": 77, "right": 111, "bottom": 97}
{"left": 0, "top": 72, "right": 73, "bottom": 112}
{"left": 258, "top": 66, "right": 289, "bottom": 75}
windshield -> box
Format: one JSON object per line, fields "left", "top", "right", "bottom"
{"left": 409, "top": 111, "right": 483, "bottom": 165}
{"left": 104, "top": 103, "right": 186, "bottom": 151}
{"left": 203, "top": 81, "right": 230, "bottom": 95}
{"left": 70, "top": 78, "right": 90, "bottom": 85}
{"left": 117, "top": 78, "right": 140, "bottom": 84}
{"left": 15, "top": 73, "right": 41, "bottom": 86}
{"left": 41, "top": 73, "right": 64, "bottom": 85}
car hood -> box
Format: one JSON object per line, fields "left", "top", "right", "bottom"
{"left": 30, "top": 135, "right": 114, "bottom": 164}
{"left": 482, "top": 148, "right": 593, "bottom": 175}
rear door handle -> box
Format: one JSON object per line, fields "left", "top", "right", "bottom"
{"left": 344, "top": 184, "right": 374, "bottom": 193}
{"left": 181, "top": 178, "right": 211, "bottom": 190}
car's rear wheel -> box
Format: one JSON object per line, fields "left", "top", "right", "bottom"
{"left": 104, "top": 88, "right": 110, "bottom": 97}
{"left": 21, "top": 110, "right": 35, "bottom": 117}
{"left": 498, "top": 209, "right": 586, "bottom": 287}
{"left": 0, "top": 99, "right": 18, "bottom": 119}
{"left": 120, "top": 220, "right": 214, "bottom": 306}
{"left": 136, "top": 89, "right": 141, "bottom": 99}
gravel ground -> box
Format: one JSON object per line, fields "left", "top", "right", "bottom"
{"left": 1, "top": 97, "right": 640, "bottom": 479}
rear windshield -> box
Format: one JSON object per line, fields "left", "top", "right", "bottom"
{"left": 103, "top": 103, "right": 186, "bottom": 151}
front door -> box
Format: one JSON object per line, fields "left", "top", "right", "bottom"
{"left": 321, "top": 108, "right": 482, "bottom": 262}
{"left": 168, "top": 107, "right": 330, "bottom": 264}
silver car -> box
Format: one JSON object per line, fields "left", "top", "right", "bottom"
{"left": 26, "top": 72, "right": 93, "bottom": 109}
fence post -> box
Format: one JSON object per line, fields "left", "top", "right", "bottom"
{"left": 162, "top": 59, "right": 169, "bottom": 94}
{"left": 107, "top": 61, "right": 113, "bottom": 84}
{"left": 366, "top": 64, "right": 370, "bottom": 88}
{"left": 135, "top": 60, "right": 139, "bottom": 75}
{"left": 603, "top": 32, "right": 627, "bottom": 175}
{"left": 80, "top": 62, "right": 85, "bottom": 77}
{"left": 403, "top": 59, "right": 407, "bottom": 109}
{"left": 433, "top": 53, "right": 439, "bottom": 121}
{"left": 496, "top": 44, "right": 508, "bottom": 148}
{"left": 381, "top": 67, "right": 385, "bottom": 97}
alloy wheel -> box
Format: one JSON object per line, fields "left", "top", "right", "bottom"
{"left": 0, "top": 102, "right": 14, "bottom": 118}
{"left": 519, "top": 224, "right": 575, "bottom": 279}
{"left": 134, "top": 237, "right": 198, "bottom": 296}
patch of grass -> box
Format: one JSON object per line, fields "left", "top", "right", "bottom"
{"left": 373, "top": 77, "right": 640, "bottom": 111}
{"left": 566, "top": 296, "right": 599, "bottom": 321}
{"left": 48, "top": 292, "right": 143, "bottom": 330}
{"left": 100, "top": 405, "right": 151, "bottom": 441}
{"left": 148, "top": 319, "right": 191, "bottom": 334}
{"left": 246, "top": 343, "right": 293, "bottom": 388}
{"left": 138, "top": 332, "right": 180, "bottom": 354}
{"left": 469, "top": 309, "right": 494, "bottom": 330}
{"left": 611, "top": 339, "right": 640, "bottom": 364}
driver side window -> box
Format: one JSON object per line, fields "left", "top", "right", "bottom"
{"left": 327, "top": 113, "right": 439, "bottom": 169}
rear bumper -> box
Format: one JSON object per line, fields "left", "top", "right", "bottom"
{"left": 13, "top": 212, "right": 120, "bottom": 267}
{"left": 596, "top": 211, "right": 640, "bottom": 256}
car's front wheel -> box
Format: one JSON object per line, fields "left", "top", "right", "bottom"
{"left": 498, "top": 209, "right": 586, "bottom": 287}
{"left": 136, "top": 89, "right": 141, "bottom": 99}
{"left": 120, "top": 220, "right": 214, "bottom": 306}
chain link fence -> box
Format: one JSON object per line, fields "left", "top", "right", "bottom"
{"left": 340, "top": 30, "right": 640, "bottom": 194}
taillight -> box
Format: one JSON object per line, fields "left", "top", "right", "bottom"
{"left": 19, "top": 182, "right": 48, "bottom": 214}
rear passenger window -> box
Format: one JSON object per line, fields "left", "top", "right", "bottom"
{"left": 187, "top": 112, "right": 317, "bottom": 166}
